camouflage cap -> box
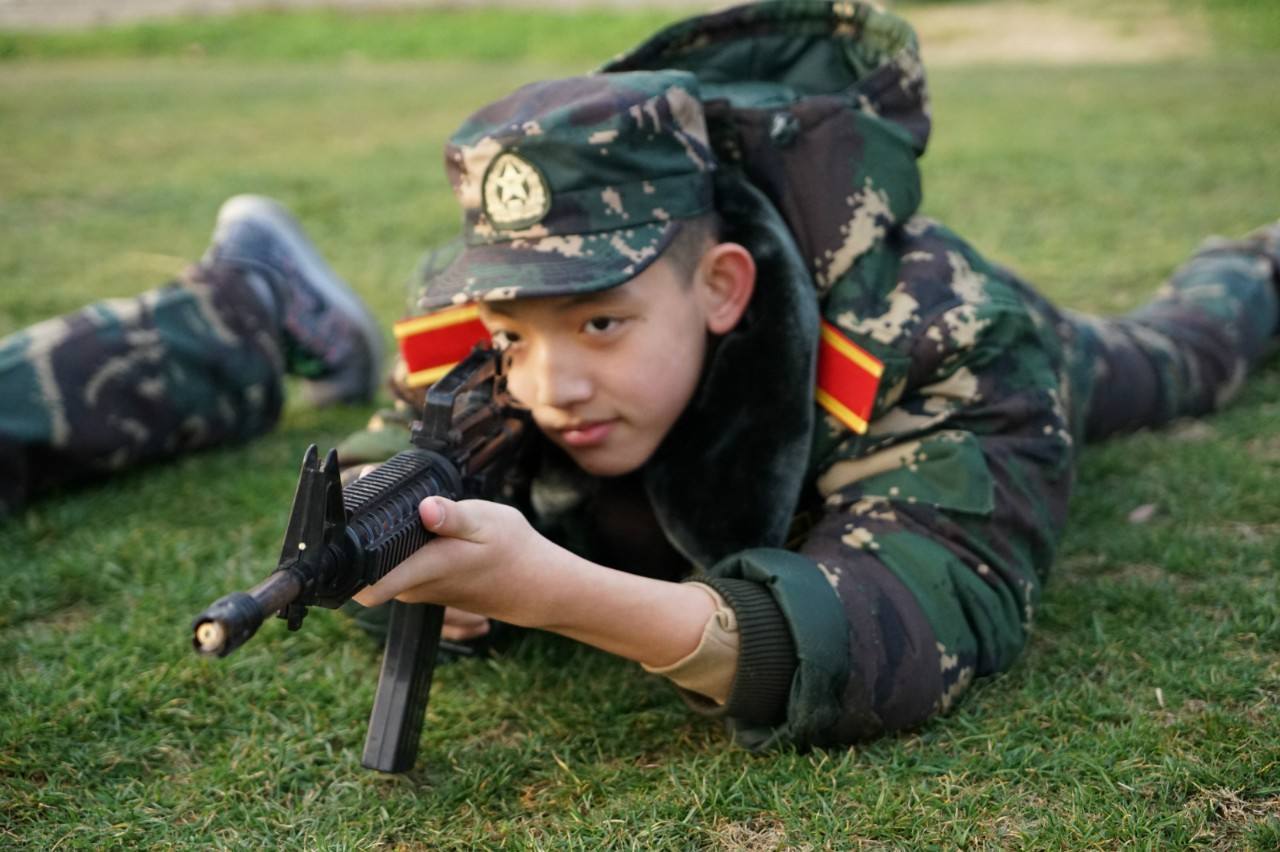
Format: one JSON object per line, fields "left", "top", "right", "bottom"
{"left": 420, "top": 70, "right": 717, "bottom": 312}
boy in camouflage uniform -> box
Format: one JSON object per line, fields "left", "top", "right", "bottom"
{"left": 4, "top": 2, "right": 1278, "bottom": 748}
{"left": 350, "top": 3, "right": 1280, "bottom": 748}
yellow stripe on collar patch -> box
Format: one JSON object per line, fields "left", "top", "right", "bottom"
{"left": 816, "top": 320, "right": 883, "bottom": 434}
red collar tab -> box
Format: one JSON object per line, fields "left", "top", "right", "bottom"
{"left": 393, "top": 305, "right": 491, "bottom": 389}
{"left": 815, "top": 320, "right": 883, "bottom": 434}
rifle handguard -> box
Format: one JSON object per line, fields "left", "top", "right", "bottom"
{"left": 341, "top": 448, "right": 462, "bottom": 587}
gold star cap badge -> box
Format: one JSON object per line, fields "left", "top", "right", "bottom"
{"left": 481, "top": 151, "right": 550, "bottom": 231}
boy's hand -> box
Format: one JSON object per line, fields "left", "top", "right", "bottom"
{"left": 347, "top": 460, "right": 487, "bottom": 640}
{"left": 352, "top": 496, "right": 557, "bottom": 628}
{"left": 354, "top": 496, "right": 719, "bottom": 669}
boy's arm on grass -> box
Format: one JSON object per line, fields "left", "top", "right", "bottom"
{"left": 353, "top": 496, "right": 717, "bottom": 669}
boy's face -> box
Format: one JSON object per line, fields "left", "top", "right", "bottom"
{"left": 478, "top": 257, "right": 711, "bottom": 477}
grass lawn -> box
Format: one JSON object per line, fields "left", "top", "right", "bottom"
{"left": 2, "top": 1, "right": 1278, "bottom": 848}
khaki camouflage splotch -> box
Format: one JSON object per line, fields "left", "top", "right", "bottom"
{"left": 403, "top": 0, "right": 1280, "bottom": 748}
{"left": 0, "top": 265, "right": 284, "bottom": 515}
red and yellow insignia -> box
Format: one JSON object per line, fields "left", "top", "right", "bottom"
{"left": 393, "top": 305, "right": 491, "bottom": 388}
{"left": 815, "top": 320, "right": 883, "bottom": 434}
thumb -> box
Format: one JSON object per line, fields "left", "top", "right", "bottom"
{"left": 419, "top": 495, "right": 484, "bottom": 542}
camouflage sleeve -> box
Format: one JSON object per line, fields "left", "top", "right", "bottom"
{"left": 704, "top": 394, "right": 1072, "bottom": 749}
{"left": 795, "top": 410, "right": 1070, "bottom": 742}
{"left": 700, "top": 220, "right": 1279, "bottom": 750}
{"left": 702, "top": 225, "right": 1077, "bottom": 750}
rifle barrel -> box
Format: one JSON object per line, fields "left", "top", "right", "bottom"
{"left": 191, "top": 570, "right": 304, "bottom": 657}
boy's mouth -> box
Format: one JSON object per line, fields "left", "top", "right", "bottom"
{"left": 556, "top": 419, "right": 617, "bottom": 448}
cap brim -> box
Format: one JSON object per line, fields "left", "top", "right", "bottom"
{"left": 419, "top": 219, "right": 681, "bottom": 312}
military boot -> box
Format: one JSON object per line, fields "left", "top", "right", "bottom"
{"left": 204, "top": 195, "right": 383, "bottom": 405}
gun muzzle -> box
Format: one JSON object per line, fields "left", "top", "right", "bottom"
{"left": 191, "top": 570, "right": 304, "bottom": 657}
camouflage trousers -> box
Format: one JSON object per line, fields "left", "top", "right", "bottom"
{"left": 0, "top": 264, "right": 284, "bottom": 517}
{"left": 1069, "top": 236, "right": 1278, "bottom": 441}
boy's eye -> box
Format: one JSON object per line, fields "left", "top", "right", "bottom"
{"left": 582, "top": 316, "right": 621, "bottom": 336}
{"left": 490, "top": 329, "right": 521, "bottom": 350}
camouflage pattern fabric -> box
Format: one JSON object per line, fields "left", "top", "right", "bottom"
{"left": 0, "top": 264, "right": 284, "bottom": 516}
{"left": 1071, "top": 232, "right": 1280, "bottom": 440}
{"left": 611, "top": 1, "right": 1279, "bottom": 747}
{"left": 784, "top": 219, "right": 1278, "bottom": 746}
{"left": 420, "top": 71, "right": 717, "bottom": 311}
{"left": 404, "top": 1, "right": 1280, "bottom": 749}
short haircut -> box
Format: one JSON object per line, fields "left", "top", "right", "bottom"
{"left": 661, "top": 210, "right": 723, "bottom": 284}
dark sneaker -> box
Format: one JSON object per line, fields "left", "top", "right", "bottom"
{"left": 204, "top": 195, "right": 383, "bottom": 405}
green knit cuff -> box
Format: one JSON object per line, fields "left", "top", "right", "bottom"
{"left": 677, "top": 577, "right": 797, "bottom": 726}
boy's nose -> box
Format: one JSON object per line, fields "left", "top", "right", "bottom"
{"left": 530, "top": 343, "right": 593, "bottom": 409}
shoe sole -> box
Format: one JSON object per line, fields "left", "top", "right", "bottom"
{"left": 213, "top": 195, "right": 384, "bottom": 400}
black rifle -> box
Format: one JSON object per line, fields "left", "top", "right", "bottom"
{"left": 191, "top": 344, "right": 527, "bottom": 772}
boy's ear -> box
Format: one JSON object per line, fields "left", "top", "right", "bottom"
{"left": 697, "top": 242, "right": 756, "bottom": 335}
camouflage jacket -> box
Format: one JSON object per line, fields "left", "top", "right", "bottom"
{"left": 371, "top": 2, "right": 1081, "bottom": 749}
{"left": 593, "top": 2, "right": 1079, "bottom": 748}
